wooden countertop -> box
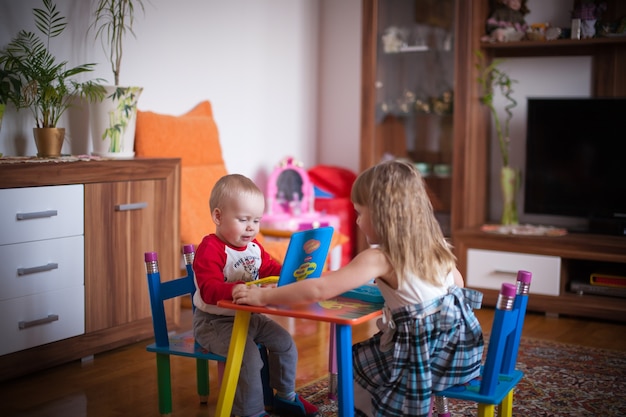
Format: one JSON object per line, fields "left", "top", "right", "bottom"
{"left": 0, "top": 156, "right": 181, "bottom": 188}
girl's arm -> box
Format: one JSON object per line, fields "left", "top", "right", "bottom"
{"left": 453, "top": 267, "right": 465, "bottom": 288}
{"left": 232, "top": 247, "right": 391, "bottom": 306}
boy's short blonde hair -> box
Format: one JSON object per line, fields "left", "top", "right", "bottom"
{"left": 209, "top": 174, "right": 264, "bottom": 211}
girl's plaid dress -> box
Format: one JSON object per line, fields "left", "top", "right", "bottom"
{"left": 353, "top": 286, "right": 484, "bottom": 417}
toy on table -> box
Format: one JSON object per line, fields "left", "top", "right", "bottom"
{"left": 246, "top": 227, "right": 334, "bottom": 287}
{"left": 483, "top": 0, "right": 530, "bottom": 42}
{"left": 342, "top": 281, "right": 384, "bottom": 304}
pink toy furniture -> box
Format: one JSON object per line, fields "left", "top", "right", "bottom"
{"left": 263, "top": 157, "right": 340, "bottom": 235}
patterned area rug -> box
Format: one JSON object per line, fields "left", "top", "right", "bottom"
{"left": 297, "top": 337, "right": 626, "bottom": 416}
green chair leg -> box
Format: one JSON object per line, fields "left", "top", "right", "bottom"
{"left": 196, "top": 358, "right": 209, "bottom": 403}
{"left": 156, "top": 353, "right": 173, "bottom": 416}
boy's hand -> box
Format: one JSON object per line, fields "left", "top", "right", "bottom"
{"left": 232, "top": 283, "right": 265, "bottom": 306}
{"left": 231, "top": 284, "right": 245, "bottom": 302}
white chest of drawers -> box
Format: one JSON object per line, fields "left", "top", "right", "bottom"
{"left": 467, "top": 248, "right": 561, "bottom": 296}
{"left": 0, "top": 157, "right": 180, "bottom": 382}
{"left": 0, "top": 185, "right": 85, "bottom": 356}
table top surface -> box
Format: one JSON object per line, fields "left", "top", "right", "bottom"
{"left": 218, "top": 297, "right": 383, "bottom": 325}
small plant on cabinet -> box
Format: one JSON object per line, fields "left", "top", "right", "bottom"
{"left": 475, "top": 50, "right": 520, "bottom": 225}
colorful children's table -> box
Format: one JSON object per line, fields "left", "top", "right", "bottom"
{"left": 215, "top": 297, "right": 383, "bottom": 417}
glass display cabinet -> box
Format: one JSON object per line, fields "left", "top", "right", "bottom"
{"left": 361, "top": 0, "right": 456, "bottom": 236}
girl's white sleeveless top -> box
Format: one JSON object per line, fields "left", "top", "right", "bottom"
{"left": 376, "top": 270, "right": 454, "bottom": 310}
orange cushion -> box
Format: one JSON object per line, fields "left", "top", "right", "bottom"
{"left": 135, "top": 101, "right": 224, "bottom": 167}
{"left": 135, "top": 101, "right": 228, "bottom": 246}
{"left": 180, "top": 165, "right": 228, "bottom": 246}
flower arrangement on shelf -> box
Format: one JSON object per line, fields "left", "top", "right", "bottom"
{"left": 414, "top": 90, "right": 454, "bottom": 116}
{"left": 475, "top": 50, "right": 520, "bottom": 225}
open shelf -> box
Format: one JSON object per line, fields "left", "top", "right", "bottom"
{"left": 481, "top": 35, "right": 626, "bottom": 57}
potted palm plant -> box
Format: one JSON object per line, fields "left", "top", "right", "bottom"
{"left": 89, "top": 0, "right": 146, "bottom": 158}
{"left": 0, "top": 0, "right": 106, "bottom": 158}
{"left": 475, "top": 50, "right": 519, "bottom": 225}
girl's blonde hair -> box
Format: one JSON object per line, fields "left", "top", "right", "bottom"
{"left": 351, "top": 160, "right": 456, "bottom": 287}
{"left": 210, "top": 174, "right": 264, "bottom": 211}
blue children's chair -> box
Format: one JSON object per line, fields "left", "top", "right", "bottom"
{"left": 145, "top": 244, "right": 272, "bottom": 416}
{"left": 434, "top": 270, "right": 532, "bottom": 417}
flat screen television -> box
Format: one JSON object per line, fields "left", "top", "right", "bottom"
{"left": 524, "top": 97, "right": 626, "bottom": 236}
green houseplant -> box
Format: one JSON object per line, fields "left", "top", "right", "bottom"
{"left": 475, "top": 50, "right": 519, "bottom": 225}
{"left": 0, "top": 68, "right": 22, "bottom": 157}
{"left": 0, "top": 0, "right": 105, "bottom": 157}
{"left": 0, "top": 67, "right": 22, "bottom": 138}
{"left": 89, "top": 0, "right": 146, "bottom": 158}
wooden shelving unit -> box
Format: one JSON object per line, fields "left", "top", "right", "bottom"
{"left": 361, "top": 0, "right": 626, "bottom": 321}
{"left": 452, "top": 0, "right": 626, "bottom": 322}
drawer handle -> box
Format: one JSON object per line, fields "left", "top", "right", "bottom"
{"left": 493, "top": 268, "right": 519, "bottom": 276}
{"left": 115, "top": 202, "right": 148, "bottom": 211}
{"left": 16, "top": 210, "right": 58, "bottom": 220}
{"left": 17, "top": 262, "right": 59, "bottom": 276}
{"left": 18, "top": 314, "right": 59, "bottom": 330}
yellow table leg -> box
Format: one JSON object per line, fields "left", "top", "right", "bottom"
{"left": 477, "top": 403, "right": 495, "bottom": 417}
{"left": 499, "top": 391, "right": 514, "bottom": 417}
{"left": 215, "top": 310, "right": 252, "bottom": 417}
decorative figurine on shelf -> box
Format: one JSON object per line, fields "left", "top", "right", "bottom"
{"left": 483, "top": 0, "right": 530, "bottom": 43}
{"left": 382, "top": 26, "right": 409, "bottom": 53}
{"left": 572, "top": 0, "right": 607, "bottom": 39}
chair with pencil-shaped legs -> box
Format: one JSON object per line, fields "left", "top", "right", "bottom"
{"left": 433, "top": 270, "right": 532, "bottom": 417}
{"left": 145, "top": 244, "right": 272, "bottom": 416}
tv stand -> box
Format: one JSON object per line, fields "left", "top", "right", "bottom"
{"left": 453, "top": 228, "right": 626, "bottom": 323}
{"left": 588, "top": 217, "right": 626, "bottom": 237}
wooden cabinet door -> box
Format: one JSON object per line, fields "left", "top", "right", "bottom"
{"left": 84, "top": 179, "right": 172, "bottom": 332}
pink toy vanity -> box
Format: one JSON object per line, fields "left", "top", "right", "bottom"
{"left": 262, "top": 157, "right": 340, "bottom": 234}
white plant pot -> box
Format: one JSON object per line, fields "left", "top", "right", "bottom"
{"left": 90, "top": 85, "right": 143, "bottom": 158}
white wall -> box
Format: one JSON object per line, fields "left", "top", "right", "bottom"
{"left": 0, "top": 0, "right": 363, "bottom": 188}
{"left": 317, "top": 0, "right": 362, "bottom": 171}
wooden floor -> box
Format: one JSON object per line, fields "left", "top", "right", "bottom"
{"left": 2, "top": 307, "right": 625, "bottom": 417}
